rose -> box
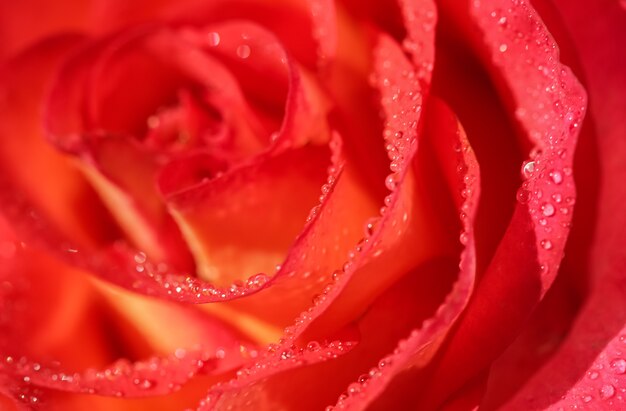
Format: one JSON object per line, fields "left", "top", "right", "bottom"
{"left": 0, "top": 0, "right": 624, "bottom": 409}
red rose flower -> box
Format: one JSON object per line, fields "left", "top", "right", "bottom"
{"left": 0, "top": 0, "right": 624, "bottom": 410}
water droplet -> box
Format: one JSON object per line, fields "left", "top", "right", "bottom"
{"left": 600, "top": 384, "right": 615, "bottom": 399}
{"left": 246, "top": 273, "right": 270, "bottom": 288}
{"left": 385, "top": 174, "right": 399, "bottom": 190}
{"left": 499, "top": 43, "right": 508, "bottom": 52}
{"left": 610, "top": 358, "right": 626, "bottom": 374}
{"left": 588, "top": 371, "right": 599, "bottom": 380}
{"left": 550, "top": 170, "right": 563, "bottom": 184}
{"left": 459, "top": 232, "right": 469, "bottom": 245}
{"left": 207, "top": 32, "right": 220, "bottom": 47}
{"left": 134, "top": 378, "right": 154, "bottom": 390}
{"left": 365, "top": 218, "right": 380, "bottom": 237}
{"left": 236, "top": 44, "right": 251, "bottom": 59}
{"left": 541, "top": 202, "right": 555, "bottom": 217}
{"left": 306, "top": 341, "right": 321, "bottom": 352}
{"left": 540, "top": 239, "right": 553, "bottom": 250}
{"left": 583, "top": 395, "right": 593, "bottom": 403}
{"left": 521, "top": 161, "right": 535, "bottom": 179}
{"left": 378, "top": 357, "right": 392, "bottom": 369}
{"left": 347, "top": 383, "right": 361, "bottom": 394}
{"left": 516, "top": 188, "right": 531, "bottom": 204}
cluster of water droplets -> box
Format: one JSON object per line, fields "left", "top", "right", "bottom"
{"left": 517, "top": 150, "right": 575, "bottom": 256}
{"left": 0, "top": 347, "right": 220, "bottom": 406}
{"left": 328, "top": 111, "right": 480, "bottom": 411}
{"left": 194, "top": 30, "right": 432, "bottom": 410}
{"left": 321, "top": 33, "right": 436, "bottom": 409}
{"left": 201, "top": 28, "right": 252, "bottom": 61}
{"left": 129, "top": 249, "right": 271, "bottom": 302}
{"left": 293, "top": 42, "right": 425, "bottom": 340}
{"left": 474, "top": 1, "right": 586, "bottom": 284}
{"left": 194, "top": 339, "right": 355, "bottom": 410}
{"left": 555, "top": 334, "right": 626, "bottom": 408}
{"left": 397, "top": 0, "right": 436, "bottom": 81}
{"left": 307, "top": 0, "right": 336, "bottom": 64}
{"left": 306, "top": 131, "right": 344, "bottom": 224}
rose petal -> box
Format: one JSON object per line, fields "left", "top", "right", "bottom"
{"left": 485, "top": 0, "right": 626, "bottom": 408}
{"left": 0, "top": 0, "right": 92, "bottom": 59}
{"left": 466, "top": 0, "right": 586, "bottom": 290}
{"left": 189, "top": 25, "right": 448, "bottom": 408}
{"left": 327, "top": 93, "right": 479, "bottom": 408}
{"left": 403, "top": 0, "right": 586, "bottom": 408}
{"left": 0, "top": 246, "right": 254, "bottom": 408}
{"left": 164, "top": 145, "right": 330, "bottom": 285}
{"left": 0, "top": 0, "right": 325, "bottom": 68}
{"left": 0, "top": 36, "right": 117, "bottom": 251}
{"left": 294, "top": 0, "right": 439, "bottom": 344}
{"left": 44, "top": 25, "right": 271, "bottom": 267}
{"left": 479, "top": 269, "right": 582, "bottom": 409}
{"left": 45, "top": 22, "right": 332, "bottom": 283}
{"left": 307, "top": 0, "right": 338, "bottom": 63}
{"left": 397, "top": 0, "right": 437, "bottom": 81}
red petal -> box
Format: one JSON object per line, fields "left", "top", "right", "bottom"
{"left": 0, "top": 36, "right": 117, "bottom": 250}
{"left": 0, "top": 0, "right": 93, "bottom": 59}
{"left": 328, "top": 93, "right": 479, "bottom": 408}
{"left": 484, "top": 0, "right": 626, "bottom": 408}
{"left": 307, "top": 0, "right": 338, "bottom": 63}
{"left": 0, "top": 0, "right": 325, "bottom": 68}
{"left": 163, "top": 145, "right": 330, "bottom": 285}
{"left": 0, "top": 246, "right": 255, "bottom": 408}
{"left": 407, "top": 0, "right": 586, "bottom": 407}
{"left": 191, "top": 27, "right": 447, "bottom": 409}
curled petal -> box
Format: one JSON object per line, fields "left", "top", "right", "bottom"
{"left": 411, "top": 0, "right": 587, "bottom": 407}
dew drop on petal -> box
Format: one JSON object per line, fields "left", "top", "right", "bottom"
{"left": 541, "top": 202, "right": 555, "bottom": 217}
{"left": 516, "top": 187, "right": 531, "bottom": 204}
{"left": 306, "top": 341, "right": 321, "bottom": 352}
{"left": 207, "top": 32, "right": 220, "bottom": 47}
{"left": 246, "top": 273, "right": 270, "bottom": 288}
{"left": 459, "top": 232, "right": 469, "bottom": 245}
{"left": 600, "top": 384, "right": 615, "bottom": 399}
{"left": 540, "top": 239, "right": 553, "bottom": 250}
{"left": 610, "top": 358, "right": 626, "bottom": 374}
{"left": 550, "top": 170, "right": 563, "bottom": 184}
{"left": 385, "top": 174, "right": 399, "bottom": 191}
{"left": 347, "top": 383, "right": 361, "bottom": 395}
{"left": 236, "top": 44, "right": 251, "bottom": 59}
{"left": 521, "top": 160, "right": 535, "bottom": 179}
